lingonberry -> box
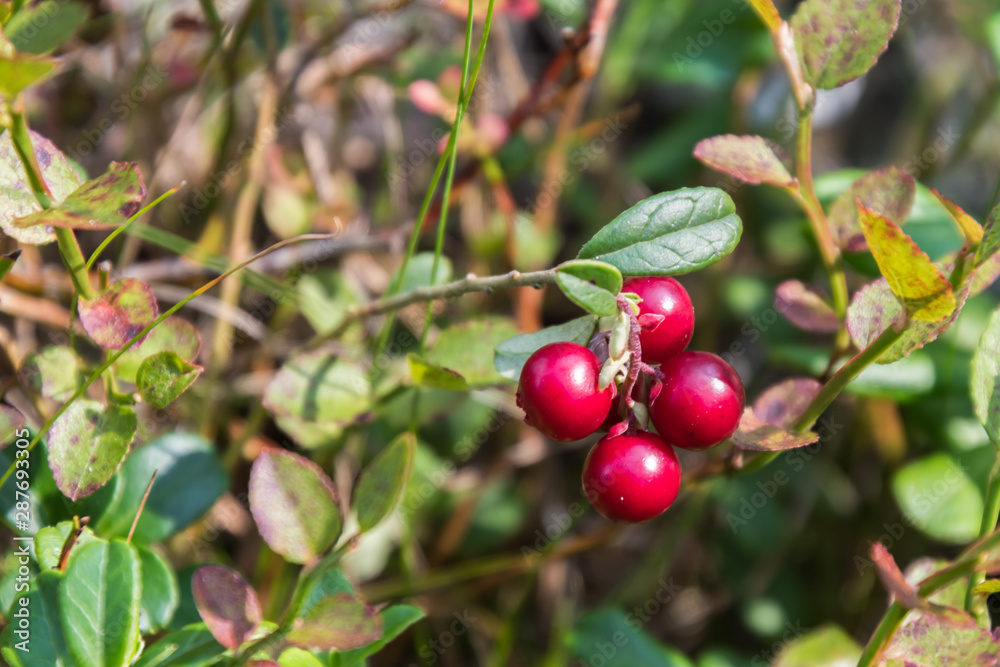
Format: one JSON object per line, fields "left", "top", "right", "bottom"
{"left": 624, "top": 276, "right": 694, "bottom": 364}
{"left": 649, "top": 351, "right": 745, "bottom": 450}
{"left": 582, "top": 431, "right": 682, "bottom": 522}
{"left": 517, "top": 342, "right": 614, "bottom": 441}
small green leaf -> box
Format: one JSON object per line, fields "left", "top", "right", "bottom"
{"left": 47, "top": 400, "right": 137, "bottom": 501}
{"left": 972, "top": 307, "right": 1000, "bottom": 447}
{"left": 191, "top": 565, "right": 262, "bottom": 650}
{"left": 18, "top": 345, "right": 85, "bottom": 402}
{"left": 278, "top": 648, "right": 325, "bottom": 667}
{"left": 248, "top": 449, "right": 342, "bottom": 564}
{"left": 892, "top": 454, "right": 983, "bottom": 544}
{"left": 930, "top": 188, "right": 984, "bottom": 246}
{"left": 857, "top": 203, "right": 956, "bottom": 322}
{"left": 136, "top": 351, "right": 203, "bottom": 409}
{"left": 692, "top": 134, "right": 796, "bottom": 188}
{"left": 138, "top": 546, "right": 179, "bottom": 633}
{"left": 13, "top": 162, "right": 145, "bottom": 231}
{"left": 34, "top": 521, "right": 97, "bottom": 570}
{"left": 354, "top": 433, "right": 416, "bottom": 533}
{"left": 60, "top": 539, "right": 142, "bottom": 667}
{"left": 555, "top": 259, "right": 623, "bottom": 316}
{"left": 828, "top": 167, "right": 915, "bottom": 251}
{"left": 113, "top": 317, "right": 201, "bottom": 384}
{"left": 407, "top": 354, "right": 469, "bottom": 391}
{"left": 493, "top": 315, "right": 597, "bottom": 381}
{"left": 577, "top": 188, "right": 742, "bottom": 276}
{"left": 78, "top": 278, "right": 159, "bottom": 350}
{"left": 0, "top": 52, "right": 58, "bottom": 100}
{"left": 334, "top": 604, "right": 426, "bottom": 667}
{"left": 424, "top": 317, "right": 520, "bottom": 387}
{"left": 774, "top": 625, "right": 862, "bottom": 667}
{"left": 971, "top": 580, "right": 1000, "bottom": 596}
{"left": 297, "top": 271, "right": 358, "bottom": 336}
{"left": 1, "top": 570, "right": 76, "bottom": 667}
{"left": 4, "top": 1, "right": 89, "bottom": 54}
{"left": 976, "top": 202, "right": 1000, "bottom": 267}
{"left": 285, "top": 593, "right": 382, "bottom": 651}
{"left": 131, "top": 624, "right": 226, "bottom": 667}
{"left": 790, "top": 0, "right": 901, "bottom": 90}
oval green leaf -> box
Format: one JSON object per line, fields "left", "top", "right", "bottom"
{"left": 354, "top": 433, "right": 416, "bottom": 533}
{"left": 18, "top": 345, "right": 85, "bottom": 402}
{"left": 972, "top": 307, "right": 1000, "bottom": 446}
{"left": 138, "top": 546, "right": 179, "bottom": 633}
{"left": 47, "top": 400, "right": 137, "bottom": 501}
{"left": 407, "top": 354, "right": 469, "bottom": 391}
{"left": 493, "top": 315, "right": 597, "bottom": 381}
{"left": 774, "top": 625, "right": 862, "bottom": 667}
{"left": 113, "top": 317, "right": 201, "bottom": 384}
{"left": 892, "top": 454, "right": 983, "bottom": 544}
{"left": 555, "top": 259, "right": 623, "bottom": 317}
{"left": 1, "top": 570, "right": 76, "bottom": 667}
{"left": 137, "top": 351, "right": 203, "bottom": 409}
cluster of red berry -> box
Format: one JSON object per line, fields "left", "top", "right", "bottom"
{"left": 516, "top": 277, "right": 746, "bottom": 523}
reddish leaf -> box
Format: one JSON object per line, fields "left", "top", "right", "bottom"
{"left": 285, "top": 593, "right": 383, "bottom": 651}
{"left": 78, "top": 278, "right": 159, "bottom": 350}
{"left": 754, "top": 378, "right": 822, "bottom": 427}
{"left": 871, "top": 542, "right": 919, "bottom": 608}
{"left": 731, "top": 408, "right": 820, "bottom": 452}
{"left": 828, "top": 167, "right": 915, "bottom": 252}
{"left": 774, "top": 281, "right": 840, "bottom": 333}
{"left": 13, "top": 162, "right": 146, "bottom": 231}
{"left": 192, "top": 565, "right": 262, "bottom": 650}
{"left": 693, "top": 135, "right": 796, "bottom": 188}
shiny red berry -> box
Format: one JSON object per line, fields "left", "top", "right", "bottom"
{"left": 624, "top": 276, "right": 694, "bottom": 364}
{"left": 649, "top": 351, "right": 745, "bottom": 450}
{"left": 582, "top": 431, "right": 682, "bottom": 522}
{"left": 516, "top": 342, "right": 614, "bottom": 442}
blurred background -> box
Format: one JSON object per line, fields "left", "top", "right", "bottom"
{"left": 3, "top": 0, "right": 1000, "bottom": 664}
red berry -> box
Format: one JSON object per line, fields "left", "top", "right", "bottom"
{"left": 582, "top": 431, "right": 682, "bottom": 522}
{"left": 649, "top": 351, "right": 745, "bottom": 450}
{"left": 624, "top": 276, "right": 694, "bottom": 364}
{"left": 516, "top": 342, "right": 614, "bottom": 441}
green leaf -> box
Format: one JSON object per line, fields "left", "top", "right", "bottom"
{"left": 248, "top": 449, "right": 342, "bottom": 564}
{"left": 334, "top": 604, "right": 425, "bottom": 667}
{"left": 407, "top": 354, "right": 469, "bottom": 391}
{"left": 790, "top": 0, "right": 901, "bottom": 90}
{"left": 692, "top": 134, "right": 796, "bottom": 187}
{"left": 297, "top": 271, "right": 358, "bottom": 336}
{"left": 4, "top": 1, "right": 89, "bottom": 54}
{"left": 392, "top": 252, "right": 454, "bottom": 293}
{"left": 568, "top": 609, "right": 695, "bottom": 667}
{"left": 113, "top": 317, "right": 201, "bottom": 384}
{"left": 555, "top": 259, "right": 623, "bottom": 316}
{"left": 13, "top": 162, "right": 145, "bottom": 231}
{"left": 95, "top": 433, "right": 228, "bottom": 544}
{"left": 17, "top": 345, "right": 85, "bottom": 401}
{"left": 1, "top": 570, "right": 77, "bottom": 667}
{"left": 78, "top": 278, "right": 159, "bottom": 350}
{"left": 424, "top": 317, "right": 520, "bottom": 386}
{"left": 857, "top": 203, "right": 956, "bottom": 322}
{"left": 0, "top": 40, "right": 58, "bottom": 99}
{"left": 577, "top": 188, "right": 742, "bottom": 276}
{"left": 0, "top": 440, "right": 63, "bottom": 532}
{"left": 0, "top": 130, "right": 81, "bottom": 245}
{"left": 972, "top": 307, "right": 1000, "bottom": 446}
{"left": 297, "top": 568, "right": 355, "bottom": 618}
{"left": 138, "top": 546, "right": 179, "bottom": 633}
{"left": 930, "top": 188, "right": 984, "bottom": 246}
{"left": 285, "top": 593, "right": 382, "bottom": 651}
{"left": 828, "top": 167, "right": 915, "bottom": 251}
{"left": 354, "top": 433, "right": 416, "bottom": 533}
{"left": 892, "top": 454, "right": 983, "bottom": 544}
{"left": 278, "top": 648, "right": 325, "bottom": 667}
{"left": 976, "top": 202, "right": 1000, "bottom": 267}
{"left": 131, "top": 624, "right": 225, "bottom": 667}
{"left": 971, "top": 580, "right": 1000, "bottom": 596}
{"left": 774, "top": 280, "right": 840, "bottom": 333}
{"left": 0, "top": 405, "right": 24, "bottom": 444}
{"left": 60, "top": 539, "right": 142, "bottom": 667}
{"left": 34, "top": 521, "right": 98, "bottom": 570}
{"left": 493, "top": 315, "right": 597, "bottom": 381}
{"left": 884, "top": 613, "right": 999, "bottom": 664}
{"left": 191, "top": 565, "right": 262, "bottom": 650}
{"left": 136, "top": 351, "right": 203, "bottom": 409}
{"left": 47, "top": 400, "right": 137, "bottom": 501}
{"left": 774, "top": 625, "right": 862, "bottom": 667}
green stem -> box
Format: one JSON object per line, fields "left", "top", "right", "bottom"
{"left": 965, "top": 450, "right": 1000, "bottom": 611}
{"left": 86, "top": 185, "right": 184, "bottom": 270}
{"left": 228, "top": 628, "right": 285, "bottom": 667}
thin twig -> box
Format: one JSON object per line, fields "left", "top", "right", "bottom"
{"left": 127, "top": 470, "right": 158, "bottom": 544}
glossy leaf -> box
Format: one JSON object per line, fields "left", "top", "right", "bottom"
{"left": 285, "top": 593, "right": 382, "bottom": 651}
{"left": 857, "top": 203, "right": 955, "bottom": 322}
{"left": 96, "top": 433, "right": 228, "bottom": 544}
{"left": 930, "top": 188, "right": 983, "bottom": 245}
{"left": 60, "top": 539, "right": 142, "bottom": 667}
{"left": 354, "top": 432, "right": 416, "bottom": 533}
{"left": 774, "top": 280, "right": 840, "bottom": 333}
{"left": 972, "top": 307, "right": 1000, "bottom": 446}
{"left": 18, "top": 345, "right": 85, "bottom": 401}
{"left": 47, "top": 400, "right": 137, "bottom": 501}
{"left": 892, "top": 454, "right": 982, "bottom": 544}
{"left": 774, "top": 625, "right": 862, "bottom": 667}
{"left": 114, "top": 317, "right": 201, "bottom": 384}
{"left": 137, "top": 351, "right": 203, "bottom": 409}
{"left": 555, "top": 259, "right": 623, "bottom": 317}
{"left": 131, "top": 624, "right": 226, "bottom": 667}
{"left": 577, "top": 188, "right": 742, "bottom": 276}
{"left": 34, "top": 521, "right": 97, "bottom": 570}
{"left": 248, "top": 449, "right": 341, "bottom": 564}
{"left": 138, "top": 546, "right": 179, "bottom": 633}
{"left": 693, "top": 134, "right": 796, "bottom": 187}
{"left": 78, "top": 278, "right": 159, "bottom": 350}
{"left": 790, "top": 0, "right": 901, "bottom": 90}
{"left": 424, "top": 317, "right": 520, "bottom": 386}
{"left": 493, "top": 316, "right": 597, "bottom": 381}
{"left": 0, "top": 405, "right": 24, "bottom": 444}
{"left": 5, "top": 1, "right": 89, "bottom": 54}
{"left": 828, "top": 167, "right": 915, "bottom": 251}
{"left": 0, "top": 570, "right": 76, "bottom": 667}
{"left": 191, "top": 565, "right": 262, "bottom": 650}
{"left": 334, "top": 604, "right": 425, "bottom": 667}
{"left": 407, "top": 354, "right": 469, "bottom": 391}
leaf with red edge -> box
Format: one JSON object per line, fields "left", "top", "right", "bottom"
{"left": 192, "top": 565, "right": 263, "bottom": 650}
{"left": 113, "top": 316, "right": 201, "bottom": 384}
{"left": 847, "top": 278, "right": 905, "bottom": 350}
{"left": 47, "top": 400, "right": 136, "bottom": 500}
{"left": 78, "top": 278, "right": 159, "bottom": 350}
{"left": 931, "top": 188, "right": 984, "bottom": 245}
{"left": 774, "top": 280, "right": 840, "bottom": 333}
{"left": 693, "top": 135, "right": 796, "bottom": 188}
{"left": 828, "top": 167, "right": 915, "bottom": 252}
{"left": 857, "top": 202, "right": 955, "bottom": 323}
{"left": 248, "top": 449, "right": 342, "bottom": 564}
{"left": 285, "top": 593, "right": 383, "bottom": 651}
{"left": 732, "top": 378, "right": 822, "bottom": 451}
{"left": 0, "top": 405, "right": 24, "bottom": 445}
{"left": 13, "top": 162, "right": 146, "bottom": 231}
{"left": 884, "top": 614, "right": 997, "bottom": 664}
{"left": 731, "top": 408, "right": 820, "bottom": 451}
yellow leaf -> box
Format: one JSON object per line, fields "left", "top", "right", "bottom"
{"left": 930, "top": 188, "right": 983, "bottom": 245}
{"left": 857, "top": 201, "right": 956, "bottom": 323}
